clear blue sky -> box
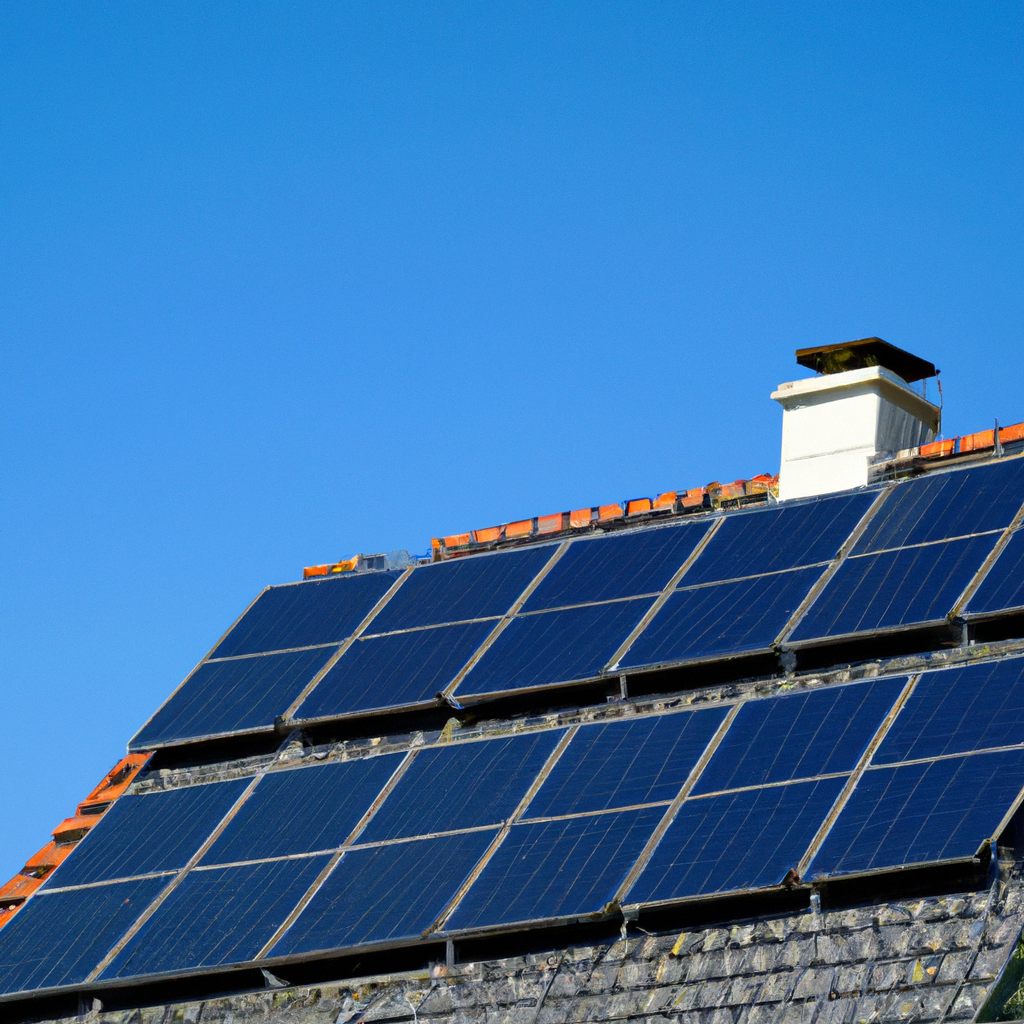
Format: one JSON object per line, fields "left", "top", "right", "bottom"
{"left": 1, "top": 3, "right": 1021, "bottom": 880}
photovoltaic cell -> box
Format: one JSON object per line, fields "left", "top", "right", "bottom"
{"left": 0, "top": 877, "right": 167, "bottom": 996}
{"left": 683, "top": 491, "right": 875, "bottom": 586}
{"left": 271, "top": 831, "right": 496, "bottom": 955}
{"left": 101, "top": 857, "right": 330, "bottom": 979}
{"left": 789, "top": 535, "right": 999, "bottom": 642}
{"left": 456, "top": 599, "right": 652, "bottom": 697}
{"left": 445, "top": 807, "right": 665, "bottom": 931}
{"left": 809, "top": 749, "right": 1024, "bottom": 878}
{"left": 626, "top": 778, "right": 845, "bottom": 904}
{"left": 368, "top": 546, "right": 552, "bottom": 634}
{"left": 202, "top": 754, "right": 404, "bottom": 865}
{"left": 521, "top": 522, "right": 711, "bottom": 612}
{"left": 44, "top": 780, "right": 248, "bottom": 890}
{"left": 212, "top": 573, "right": 401, "bottom": 659}
{"left": 619, "top": 567, "right": 822, "bottom": 670}
{"left": 293, "top": 621, "right": 494, "bottom": 721}
{"left": 524, "top": 708, "right": 728, "bottom": 819}
{"left": 130, "top": 647, "right": 339, "bottom": 750}
{"left": 359, "top": 732, "right": 564, "bottom": 843}
{"left": 692, "top": 679, "right": 906, "bottom": 795}
{"left": 875, "top": 659, "right": 1024, "bottom": 764}
{"left": 853, "top": 459, "right": 1024, "bottom": 555}
{"left": 966, "top": 529, "right": 1024, "bottom": 617}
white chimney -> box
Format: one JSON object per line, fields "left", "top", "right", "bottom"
{"left": 772, "top": 338, "right": 941, "bottom": 502}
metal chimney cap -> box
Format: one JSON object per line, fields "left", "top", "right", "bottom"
{"left": 795, "top": 337, "right": 936, "bottom": 384}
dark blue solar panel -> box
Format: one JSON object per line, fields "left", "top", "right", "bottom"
{"left": 369, "top": 546, "right": 552, "bottom": 633}
{"left": 620, "top": 567, "right": 822, "bottom": 670}
{"left": 809, "top": 749, "right": 1024, "bottom": 878}
{"left": 966, "top": 529, "right": 1024, "bottom": 616}
{"left": 101, "top": 857, "right": 329, "bottom": 979}
{"left": 522, "top": 522, "right": 712, "bottom": 612}
{"left": 445, "top": 807, "right": 665, "bottom": 931}
{"left": 875, "top": 659, "right": 1024, "bottom": 765}
{"left": 130, "top": 647, "right": 338, "bottom": 750}
{"left": 43, "top": 780, "right": 248, "bottom": 890}
{"left": 271, "top": 831, "right": 495, "bottom": 955}
{"left": 293, "top": 621, "right": 494, "bottom": 721}
{"left": 789, "top": 535, "right": 998, "bottom": 642}
{"left": 626, "top": 778, "right": 845, "bottom": 903}
{"left": 455, "top": 599, "right": 652, "bottom": 697}
{"left": 213, "top": 572, "right": 401, "bottom": 659}
{"left": 360, "top": 732, "right": 563, "bottom": 842}
{"left": 202, "top": 754, "right": 404, "bottom": 864}
{"left": 524, "top": 708, "right": 728, "bottom": 818}
{"left": 692, "top": 679, "right": 906, "bottom": 795}
{"left": 854, "top": 459, "right": 1024, "bottom": 555}
{"left": 0, "top": 877, "right": 166, "bottom": 996}
{"left": 684, "top": 491, "right": 875, "bottom": 586}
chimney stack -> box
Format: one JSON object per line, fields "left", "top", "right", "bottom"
{"left": 772, "top": 338, "right": 940, "bottom": 501}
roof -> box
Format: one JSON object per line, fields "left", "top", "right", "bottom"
{"left": 3, "top": 417, "right": 1024, "bottom": 1022}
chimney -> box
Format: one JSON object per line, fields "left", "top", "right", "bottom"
{"left": 771, "top": 338, "right": 940, "bottom": 501}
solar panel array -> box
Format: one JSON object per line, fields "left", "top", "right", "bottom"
{"left": 7, "top": 655, "right": 1024, "bottom": 998}
{"left": 131, "top": 457, "right": 1024, "bottom": 751}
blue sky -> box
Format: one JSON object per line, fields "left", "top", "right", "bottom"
{"left": 0, "top": 3, "right": 1021, "bottom": 879}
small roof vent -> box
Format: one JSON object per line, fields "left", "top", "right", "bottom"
{"left": 795, "top": 337, "right": 936, "bottom": 384}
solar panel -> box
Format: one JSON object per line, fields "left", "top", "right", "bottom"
{"left": 853, "top": 458, "right": 1024, "bottom": 555}
{"left": 455, "top": 599, "right": 653, "bottom": 697}
{"left": 619, "top": 567, "right": 823, "bottom": 670}
{"left": 130, "top": 647, "right": 339, "bottom": 749}
{"left": 691, "top": 680, "right": 906, "bottom": 795}
{"left": 444, "top": 807, "right": 665, "bottom": 931}
{"left": 0, "top": 878, "right": 167, "bottom": 996}
{"left": 521, "top": 522, "right": 712, "bottom": 612}
{"left": 359, "top": 732, "right": 564, "bottom": 842}
{"left": 201, "top": 754, "right": 404, "bottom": 865}
{"left": 43, "top": 780, "right": 248, "bottom": 890}
{"left": 788, "top": 535, "right": 998, "bottom": 642}
{"left": 682, "top": 491, "right": 875, "bottom": 586}
{"left": 212, "top": 572, "right": 402, "bottom": 659}
{"left": 965, "top": 529, "right": 1024, "bottom": 617}
{"left": 874, "top": 659, "right": 1024, "bottom": 765}
{"left": 524, "top": 708, "right": 728, "bottom": 818}
{"left": 809, "top": 748, "right": 1024, "bottom": 878}
{"left": 368, "top": 546, "right": 553, "bottom": 634}
{"left": 270, "top": 831, "right": 496, "bottom": 955}
{"left": 101, "top": 857, "right": 330, "bottom": 979}
{"left": 626, "top": 778, "right": 845, "bottom": 903}
{"left": 292, "top": 621, "right": 494, "bottom": 721}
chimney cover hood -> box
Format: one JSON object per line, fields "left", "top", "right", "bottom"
{"left": 795, "top": 337, "right": 936, "bottom": 384}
